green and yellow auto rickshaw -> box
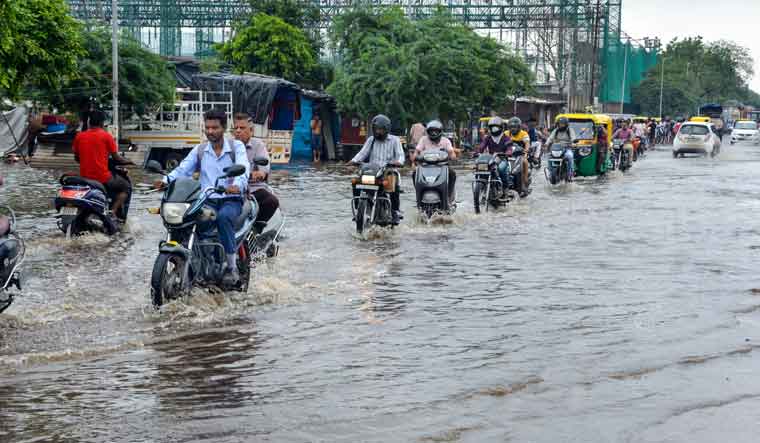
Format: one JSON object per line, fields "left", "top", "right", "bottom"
{"left": 546, "top": 113, "right": 612, "bottom": 184}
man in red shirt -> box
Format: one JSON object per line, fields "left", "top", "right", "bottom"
{"left": 72, "top": 110, "right": 134, "bottom": 220}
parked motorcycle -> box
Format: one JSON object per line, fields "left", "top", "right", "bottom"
{"left": 0, "top": 205, "right": 24, "bottom": 314}
{"left": 146, "top": 159, "right": 271, "bottom": 308}
{"left": 472, "top": 153, "right": 512, "bottom": 214}
{"left": 612, "top": 138, "right": 633, "bottom": 172}
{"left": 351, "top": 162, "right": 399, "bottom": 234}
{"left": 414, "top": 150, "right": 455, "bottom": 220}
{"left": 54, "top": 164, "right": 131, "bottom": 237}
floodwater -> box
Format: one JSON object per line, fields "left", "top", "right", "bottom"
{"left": 2, "top": 141, "right": 760, "bottom": 442}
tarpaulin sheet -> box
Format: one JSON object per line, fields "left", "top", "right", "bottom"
{"left": 0, "top": 107, "right": 28, "bottom": 155}
{"left": 191, "top": 73, "right": 300, "bottom": 124}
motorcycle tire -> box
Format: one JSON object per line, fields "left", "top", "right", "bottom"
{"left": 237, "top": 242, "right": 251, "bottom": 293}
{"left": 150, "top": 252, "right": 188, "bottom": 308}
{"left": 549, "top": 168, "right": 560, "bottom": 185}
{"left": 473, "top": 181, "right": 483, "bottom": 214}
{"left": 356, "top": 199, "right": 370, "bottom": 234}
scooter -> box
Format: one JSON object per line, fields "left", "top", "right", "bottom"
{"left": 414, "top": 150, "right": 455, "bottom": 220}
{"left": 54, "top": 164, "right": 131, "bottom": 237}
{"left": 146, "top": 158, "right": 275, "bottom": 308}
{"left": 0, "top": 205, "right": 24, "bottom": 314}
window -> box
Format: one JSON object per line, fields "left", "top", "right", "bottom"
{"left": 679, "top": 125, "right": 709, "bottom": 135}
{"left": 568, "top": 121, "right": 595, "bottom": 140}
{"left": 735, "top": 121, "right": 758, "bottom": 130}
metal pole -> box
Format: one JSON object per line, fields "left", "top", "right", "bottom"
{"left": 620, "top": 40, "right": 628, "bottom": 114}
{"left": 659, "top": 56, "right": 666, "bottom": 118}
{"left": 112, "top": 0, "right": 119, "bottom": 141}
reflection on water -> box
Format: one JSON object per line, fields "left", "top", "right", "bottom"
{"left": 3, "top": 144, "right": 760, "bottom": 441}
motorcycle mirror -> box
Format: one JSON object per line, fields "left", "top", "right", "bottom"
{"left": 146, "top": 160, "right": 165, "bottom": 174}
{"left": 253, "top": 157, "right": 270, "bottom": 167}
{"left": 223, "top": 164, "right": 246, "bottom": 177}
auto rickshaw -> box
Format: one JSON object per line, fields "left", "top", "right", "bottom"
{"left": 546, "top": 113, "right": 612, "bottom": 184}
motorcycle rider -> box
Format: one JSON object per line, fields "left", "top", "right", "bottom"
{"left": 411, "top": 120, "right": 457, "bottom": 200}
{"left": 232, "top": 113, "right": 279, "bottom": 224}
{"left": 349, "top": 114, "right": 405, "bottom": 225}
{"left": 154, "top": 109, "right": 250, "bottom": 285}
{"left": 476, "top": 117, "right": 513, "bottom": 193}
{"left": 72, "top": 109, "right": 135, "bottom": 221}
{"left": 506, "top": 117, "right": 531, "bottom": 197}
{"left": 544, "top": 117, "right": 577, "bottom": 181}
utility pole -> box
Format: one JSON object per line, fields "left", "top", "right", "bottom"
{"left": 589, "top": 0, "right": 602, "bottom": 108}
{"left": 112, "top": 0, "right": 119, "bottom": 141}
{"left": 620, "top": 40, "right": 628, "bottom": 114}
{"left": 659, "top": 56, "right": 666, "bottom": 118}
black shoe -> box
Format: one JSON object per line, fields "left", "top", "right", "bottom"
{"left": 392, "top": 211, "right": 402, "bottom": 225}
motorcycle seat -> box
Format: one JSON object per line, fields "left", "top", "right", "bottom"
{"left": 234, "top": 199, "right": 253, "bottom": 231}
{"left": 61, "top": 175, "right": 107, "bottom": 193}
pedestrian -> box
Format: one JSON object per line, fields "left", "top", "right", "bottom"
{"left": 408, "top": 121, "right": 426, "bottom": 151}
{"left": 310, "top": 113, "right": 322, "bottom": 162}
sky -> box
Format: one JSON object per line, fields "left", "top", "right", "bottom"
{"left": 621, "top": 0, "right": 760, "bottom": 92}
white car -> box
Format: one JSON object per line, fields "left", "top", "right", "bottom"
{"left": 672, "top": 122, "right": 721, "bottom": 158}
{"left": 730, "top": 120, "right": 760, "bottom": 145}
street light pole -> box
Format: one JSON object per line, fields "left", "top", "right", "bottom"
{"left": 620, "top": 40, "right": 628, "bottom": 114}
{"left": 659, "top": 56, "right": 666, "bottom": 119}
{"left": 111, "top": 0, "right": 119, "bottom": 141}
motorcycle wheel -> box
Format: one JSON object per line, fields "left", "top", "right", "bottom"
{"left": 237, "top": 242, "right": 251, "bottom": 293}
{"left": 150, "top": 252, "right": 188, "bottom": 308}
{"left": 473, "top": 181, "right": 483, "bottom": 214}
{"left": 548, "top": 168, "right": 559, "bottom": 185}
{"left": 356, "top": 199, "right": 369, "bottom": 234}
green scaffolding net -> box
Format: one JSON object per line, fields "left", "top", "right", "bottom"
{"left": 599, "top": 36, "right": 659, "bottom": 104}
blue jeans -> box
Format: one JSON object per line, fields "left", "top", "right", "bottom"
{"left": 208, "top": 198, "right": 242, "bottom": 254}
{"left": 563, "top": 149, "right": 574, "bottom": 179}
{"left": 497, "top": 160, "right": 511, "bottom": 187}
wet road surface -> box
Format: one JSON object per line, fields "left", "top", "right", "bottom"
{"left": 2, "top": 141, "right": 760, "bottom": 442}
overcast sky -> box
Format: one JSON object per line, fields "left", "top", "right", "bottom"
{"left": 621, "top": 0, "right": 760, "bottom": 92}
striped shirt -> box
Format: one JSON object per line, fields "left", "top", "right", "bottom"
{"left": 351, "top": 135, "right": 405, "bottom": 165}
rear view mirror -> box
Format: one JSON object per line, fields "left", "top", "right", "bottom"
{"left": 146, "top": 160, "right": 164, "bottom": 174}
{"left": 223, "top": 164, "right": 246, "bottom": 177}
{"left": 253, "top": 157, "right": 269, "bottom": 167}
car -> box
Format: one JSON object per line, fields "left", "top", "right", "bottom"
{"left": 672, "top": 122, "right": 721, "bottom": 158}
{"left": 730, "top": 120, "right": 760, "bottom": 145}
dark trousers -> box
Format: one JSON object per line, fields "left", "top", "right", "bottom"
{"left": 252, "top": 188, "right": 279, "bottom": 223}
{"left": 208, "top": 198, "right": 242, "bottom": 254}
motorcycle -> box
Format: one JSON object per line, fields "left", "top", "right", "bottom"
{"left": 472, "top": 153, "right": 512, "bottom": 214}
{"left": 528, "top": 141, "right": 542, "bottom": 169}
{"left": 351, "top": 162, "right": 399, "bottom": 234}
{"left": 0, "top": 206, "right": 24, "bottom": 314}
{"left": 508, "top": 145, "right": 532, "bottom": 196}
{"left": 146, "top": 158, "right": 272, "bottom": 308}
{"left": 54, "top": 164, "right": 131, "bottom": 237}
{"left": 414, "top": 150, "right": 455, "bottom": 220}
{"left": 612, "top": 138, "right": 633, "bottom": 172}
{"left": 546, "top": 142, "right": 574, "bottom": 185}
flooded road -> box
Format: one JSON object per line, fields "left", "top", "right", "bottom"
{"left": 2, "top": 142, "right": 760, "bottom": 442}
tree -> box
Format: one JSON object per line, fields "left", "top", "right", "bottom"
{"left": 0, "top": 0, "right": 83, "bottom": 99}
{"left": 30, "top": 28, "right": 175, "bottom": 118}
{"left": 328, "top": 8, "right": 534, "bottom": 127}
{"left": 632, "top": 78, "right": 697, "bottom": 118}
{"left": 217, "top": 13, "right": 316, "bottom": 83}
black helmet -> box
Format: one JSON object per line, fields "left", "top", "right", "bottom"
{"left": 371, "top": 114, "right": 391, "bottom": 141}
{"left": 508, "top": 117, "right": 522, "bottom": 135}
{"left": 487, "top": 117, "right": 504, "bottom": 137}
{"left": 426, "top": 120, "right": 443, "bottom": 142}
{"left": 557, "top": 116, "right": 569, "bottom": 130}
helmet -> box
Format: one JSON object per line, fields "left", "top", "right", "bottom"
{"left": 487, "top": 117, "right": 504, "bottom": 137}
{"left": 371, "top": 114, "right": 391, "bottom": 141}
{"left": 426, "top": 120, "right": 443, "bottom": 142}
{"left": 557, "top": 116, "right": 569, "bottom": 130}
{"left": 508, "top": 117, "right": 522, "bottom": 135}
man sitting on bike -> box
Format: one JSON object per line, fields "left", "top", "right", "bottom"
{"left": 476, "top": 117, "right": 513, "bottom": 192}
{"left": 232, "top": 112, "right": 279, "bottom": 225}
{"left": 411, "top": 120, "right": 457, "bottom": 200}
{"left": 544, "top": 117, "right": 577, "bottom": 181}
{"left": 506, "top": 117, "right": 531, "bottom": 197}
{"left": 154, "top": 109, "right": 250, "bottom": 285}
{"left": 349, "top": 114, "right": 405, "bottom": 225}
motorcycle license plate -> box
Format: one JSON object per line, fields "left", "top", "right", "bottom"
{"left": 355, "top": 184, "right": 379, "bottom": 191}
{"left": 477, "top": 164, "right": 489, "bottom": 171}
{"left": 60, "top": 206, "right": 78, "bottom": 216}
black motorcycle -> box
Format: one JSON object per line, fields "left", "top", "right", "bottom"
{"left": 351, "top": 162, "right": 399, "bottom": 234}
{"left": 54, "top": 164, "right": 131, "bottom": 237}
{"left": 0, "top": 206, "right": 24, "bottom": 314}
{"left": 146, "top": 159, "right": 270, "bottom": 308}
{"left": 472, "top": 153, "right": 511, "bottom": 213}
{"left": 612, "top": 138, "right": 632, "bottom": 172}
{"left": 414, "top": 150, "right": 455, "bottom": 220}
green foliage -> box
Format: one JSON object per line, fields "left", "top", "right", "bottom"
{"left": 217, "top": 13, "right": 316, "bottom": 83}
{"left": 327, "top": 7, "right": 533, "bottom": 126}
{"left": 633, "top": 37, "right": 759, "bottom": 116}
{"left": 248, "top": 0, "right": 320, "bottom": 31}
{"left": 0, "top": 0, "right": 83, "bottom": 99}
{"left": 30, "top": 28, "right": 175, "bottom": 117}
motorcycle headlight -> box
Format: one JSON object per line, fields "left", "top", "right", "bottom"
{"left": 579, "top": 146, "right": 592, "bottom": 157}
{"left": 477, "top": 163, "right": 489, "bottom": 171}
{"left": 161, "top": 202, "right": 190, "bottom": 225}
{"left": 551, "top": 149, "right": 563, "bottom": 158}
{"left": 361, "top": 175, "right": 376, "bottom": 185}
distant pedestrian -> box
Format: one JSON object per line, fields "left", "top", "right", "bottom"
{"left": 310, "top": 113, "right": 322, "bottom": 162}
